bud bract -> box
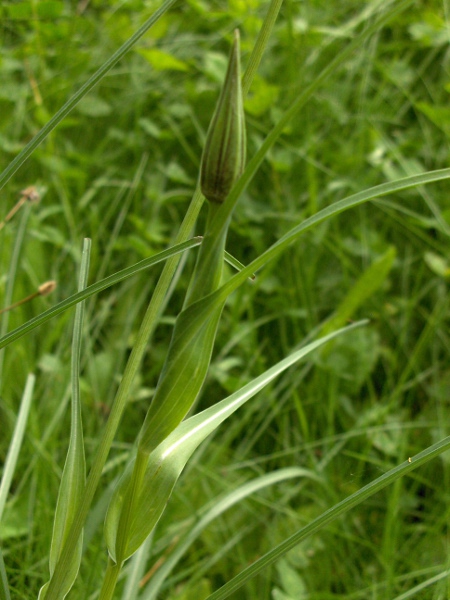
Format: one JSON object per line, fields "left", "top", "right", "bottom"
{"left": 200, "top": 29, "right": 246, "bottom": 204}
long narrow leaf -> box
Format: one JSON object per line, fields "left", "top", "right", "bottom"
{"left": 0, "top": 374, "right": 35, "bottom": 521}
{"left": 0, "top": 0, "right": 178, "bottom": 192}
{"left": 204, "top": 436, "right": 450, "bottom": 600}
{"left": 0, "top": 374, "right": 35, "bottom": 600}
{"left": 105, "top": 321, "right": 366, "bottom": 562}
{"left": 0, "top": 237, "right": 201, "bottom": 351}
{"left": 392, "top": 569, "right": 450, "bottom": 600}
{"left": 39, "top": 240, "right": 90, "bottom": 600}
{"left": 213, "top": 168, "right": 450, "bottom": 308}
{"left": 140, "top": 468, "right": 324, "bottom": 600}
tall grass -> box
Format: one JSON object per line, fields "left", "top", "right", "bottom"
{"left": 1, "top": 0, "right": 449, "bottom": 598}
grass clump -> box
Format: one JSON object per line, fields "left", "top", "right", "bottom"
{"left": 1, "top": 1, "right": 450, "bottom": 599}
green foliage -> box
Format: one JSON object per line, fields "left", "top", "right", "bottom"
{"left": 1, "top": 0, "right": 450, "bottom": 599}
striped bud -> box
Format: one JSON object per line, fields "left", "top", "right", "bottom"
{"left": 200, "top": 29, "right": 246, "bottom": 204}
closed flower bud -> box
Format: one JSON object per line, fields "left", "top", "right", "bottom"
{"left": 38, "top": 280, "right": 57, "bottom": 296}
{"left": 200, "top": 29, "right": 246, "bottom": 204}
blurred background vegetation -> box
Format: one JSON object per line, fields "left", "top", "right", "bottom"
{"left": 1, "top": 1, "right": 449, "bottom": 598}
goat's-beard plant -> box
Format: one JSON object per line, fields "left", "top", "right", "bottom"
{"left": 99, "top": 29, "right": 247, "bottom": 596}
{"left": 30, "top": 3, "right": 449, "bottom": 599}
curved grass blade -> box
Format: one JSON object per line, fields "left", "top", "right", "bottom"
{"left": 0, "top": 0, "right": 178, "bottom": 192}
{"left": 211, "top": 168, "right": 450, "bottom": 309}
{"left": 241, "top": 0, "right": 284, "bottom": 97}
{"left": 204, "top": 436, "right": 450, "bottom": 600}
{"left": 140, "top": 467, "right": 324, "bottom": 600}
{"left": 105, "top": 321, "right": 366, "bottom": 562}
{"left": 392, "top": 569, "right": 450, "bottom": 600}
{"left": 39, "top": 239, "right": 90, "bottom": 599}
{"left": 0, "top": 237, "right": 202, "bottom": 351}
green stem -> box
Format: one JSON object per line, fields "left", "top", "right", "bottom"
{"left": 242, "top": 0, "right": 284, "bottom": 97}
{"left": 98, "top": 557, "right": 122, "bottom": 600}
{"left": 183, "top": 202, "right": 229, "bottom": 307}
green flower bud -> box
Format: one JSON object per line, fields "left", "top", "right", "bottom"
{"left": 200, "top": 29, "right": 246, "bottom": 204}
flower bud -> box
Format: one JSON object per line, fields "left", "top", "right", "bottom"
{"left": 200, "top": 29, "right": 246, "bottom": 204}
{"left": 38, "top": 280, "right": 57, "bottom": 296}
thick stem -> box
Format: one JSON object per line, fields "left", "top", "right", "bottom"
{"left": 183, "top": 202, "right": 228, "bottom": 307}
{"left": 98, "top": 557, "right": 122, "bottom": 600}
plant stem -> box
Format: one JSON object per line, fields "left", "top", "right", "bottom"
{"left": 98, "top": 557, "right": 122, "bottom": 600}
{"left": 242, "top": 0, "right": 284, "bottom": 97}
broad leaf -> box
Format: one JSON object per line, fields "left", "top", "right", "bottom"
{"left": 105, "top": 321, "right": 366, "bottom": 563}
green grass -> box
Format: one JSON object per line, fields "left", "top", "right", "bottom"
{"left": 1, "top": 0, "right": 450, "bottom": 598}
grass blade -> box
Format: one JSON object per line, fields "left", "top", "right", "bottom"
{"left": 0, "top": 374, "right": 35, "bottom": 600}
{"left": 0, "top": 374, "right": 35, "bottom": 522}
{"left": 0, "top": 237, "right": 202, "bottom": 351}
{"left": 39, "top": 240, "right": 90, "bottom": 599}
{"left": 215, "top": 168, "right": 450, "bottom": 305}
{"left": 392, "top": 569, "right": 450, "bottom": 600}
{"left": 241, "top": 0, "right": 284, "bottom": 97}
{"left": 140, "top": 468, "right": 323, "bottom": 600}
{"left": 0, "top": 0, "right": 178, "bottom": 192}
{"left": 205, "top": 436, "right": 450, "bottom": 600}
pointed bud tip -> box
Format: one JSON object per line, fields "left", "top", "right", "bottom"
{"left": 200, "top": 29, "right": 246, "bottom": 204}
